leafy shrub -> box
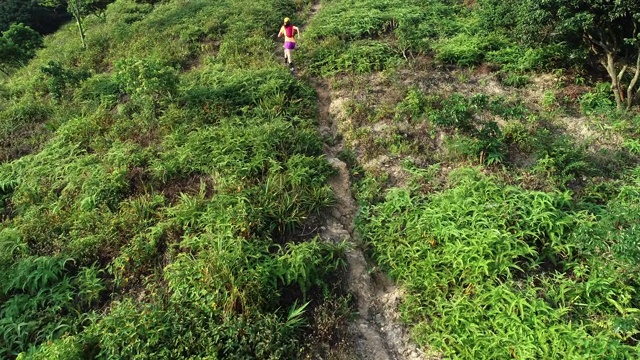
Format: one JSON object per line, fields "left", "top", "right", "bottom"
{"left": 502, "top": 120, "right": 537, "bottom": 152}
{"left": 336, "top": 41, "right": 398, "bottom": 74}
{"left": 542, "top": 90, "right": 557, "bottom": 109}
{"left": 580, "top": 82, "right": 615, "bottom": 115}
{"left": 395, "top": 87, "right": 428, "bottom": 121}
{"left": 0, "top": 2, "right": 349, "bottom": 359}
{"left": 0, "top": 255, "right": 105, "bottom": 358}
{"left": 533, "top": 136, "right": 593, "bottom": 187}
{"left": 106, "top": 0, "right": 154, "bottom": 26}
{"left": 0, "top": 23, "right": 43, "bottom": 72}
{"left": 441, "top": 134, "right": 483, "bottom": 163}
{"left": 39, "top": 61, "right": 90, "bottom": 102}
{"left": 487, "top": 96, "right": 528, "bottom": 119}
{"left": 428, "top": 93, "right": 507, "bottom": 164}
{"left": 114, "top": 57, "right": 178, "bottom": 104}
{"left": 74, "top": 73, "right": 120, "bottom": 107}
{"left": 90, "top": 299, "right": 305, "bottom": 359}
{"left": 0, "top": 97, "right": 53, "bottom": 161}
{"left": 359, "top": 168, "right": 640, "bottom": 359}
{"left": 485, "top": 46, "right": 549, "bottom": 72}
{"left": 304, "top": 40, "right": 398, "bottom": 76}
{"left": 476, "top": 121, "right": 505, "bottom": 164}
{"left": 433, "top": 33, "right": 508, "bottom": 66}
{"left": 217, "top": 36, "right": 275, "bottom": 69}
{"left": 95, "top": 238, "right": 346, "bottom": 359}
{"left": 16, "top": 335, "right": 84, "bottom": 360}
{"left": 429, "top": 93, "right": 473, "bottom": 130}
{"left": 500, "top": 72, "right": 529, "bottom": 87}
{"left": 304, "top": 0, "right": 401, "bottom": 41}
{"left": 301, "top": 0, "right": 464, "bottom": 73}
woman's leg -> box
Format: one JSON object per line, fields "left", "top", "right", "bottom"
{"left": 284, "top": 48, "right": 292, "bottom": 64}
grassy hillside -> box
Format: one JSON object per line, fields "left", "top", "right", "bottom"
{"left": 300, "top": 0, "right": 640, "bottom": 359}
{"left": 1, "top": 1, "right": 350, "bottom": 359}
{"left": 4, "top": 0, "right": 640, "bottom": 359}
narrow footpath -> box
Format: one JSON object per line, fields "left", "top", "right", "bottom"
{"left": 303, "top": 4, "right": 433, "bottom": 359}
{"left": 314, "top": 79, "right": 425, "bottom": 360}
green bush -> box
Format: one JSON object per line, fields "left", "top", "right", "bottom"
{"left": 500, "top": 73, "right": 530, "bottom": 87}
{"left": 580, "top": 82, "right": 615, "bottom": 115}
{"left": 486, "top": 46, "right": 547, "bottom": 72}
{"left": 106, "top": 0, "right": 154, "bottom": 26}
{"left": 358, "top": 168, "right": 640, "bottom": 359}
{"left": 16, "top": 335, "right": 84, "bottom": 360}
{"left": 429, "top": 93, "right": 473, "bottom": 130}
{"left": 395, "top": 87, "right": 428, "bottom": 121}
{"left": 433, "top": 33, "right": 508, "bottom": 66}
{"left": 114, "top": 57, "right": 178, "bottom": 103}
{"left": 0, "top": 255, "right": 105, "bottom": 358}
{"left": 74, "top": 73, "right": 120, "bottom": 107}
{"left": 300, "top": 0, "right": 465, "bottom": 73}
{"left": 94, "top": 238, "right": 346, "bottom": 359}
{"left": 39, "top": 61, "right": 90, "bottom": 102}
{"left": 1, "top": 2, "right": 352, "bottom": 358}
{"left": 502, "top": 120, "right": 537, "bottom": 152}
{"left": 533, "top": 136, "right": 593, "bottom": 187}
{"left": 0, "top": 23, "right": 43, "bottom": 73}
{"left": 0, "top": 97, "right": 52, "bottom": 161}
{"left": 303, "top": 40, "right": 399, "bottom": 76}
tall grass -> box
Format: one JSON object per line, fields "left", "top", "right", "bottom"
{"left": 1, "top": 0, "right": 348, "bottom": 358}
{"left": 358, "top": 168, "right": 640, "bottom": 359}
{"left": 300, "top": 0, "right": 460, "bottom": 75}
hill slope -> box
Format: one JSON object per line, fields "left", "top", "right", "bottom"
{"left": 3, "top": 0, "right": 640, "bottom": 359}
{"left": 1, "top": 1, "right": 352, "bottom": 358}
{"left": 299, "top": 0, "right": 640, "bottom": 359}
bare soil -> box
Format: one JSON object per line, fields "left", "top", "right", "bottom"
{"left": 313, "top": 77, "right": 437, "bottom": 360}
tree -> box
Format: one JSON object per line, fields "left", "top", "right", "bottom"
{"left": 534, "top": 0, "right": 640, "bottom": 111}
{"left": 0, "top": 0, "right": 70, "bottom": 34}
{"left": 0, "top": 23, "right": 43, "bottom": 75}
{"left": 39, "top": 0, "right": 110, "bottom": 49}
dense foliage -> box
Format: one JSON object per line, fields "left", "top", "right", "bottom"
{"left": 0, "top": 0, "right": 70, "bottom": 34}
{"left": 0, "top": 23, "right": 43, "bottom": 75}
{"left": 4, "top": 0, "right": 640, "bottom": 358}
{"left": 0, "top": 0, "right": 348, "bottom": 358}
{"left": 39, "top": 0, "right": 112, "bottom": 49}
{"left": 359, "top": 168, "right": 640, "bottom": 359}
{"left": 299, "top": 0, "right": 640, "bottom": 358}
{"left": 526, "top": 0, "right": 640, "bottom": 110}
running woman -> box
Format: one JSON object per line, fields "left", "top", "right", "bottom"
{"left": 278, "top": 17, "right": 300, "bottom": 71}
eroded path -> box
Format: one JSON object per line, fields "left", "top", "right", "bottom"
{"left": 313, "top": 78, "right": 430, "bottom": 360}
{"left": 302, "top": 5, "right": 432, "bottom": 359}
{"left": 278, "top": 1, "right": 439, "bottom": 360}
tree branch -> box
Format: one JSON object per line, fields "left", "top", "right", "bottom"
{"left": 586, "top": 33, "right": 610, "bottom": 53}
{"left": 618, "top": 65, "right": 628, "bottom": 81}
{"left": 627, "top": 46, "right": 640, "bottom": 109}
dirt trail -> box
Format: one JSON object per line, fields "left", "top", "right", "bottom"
{"left": 314, "top": 78, "right": 429, "bottom": 360}
{"left": 303, "top": 4, "right": 434, "bottom": 359}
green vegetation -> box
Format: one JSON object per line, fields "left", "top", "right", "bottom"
{"left": 0, "top": 23, "right": 43, "bottom": 75}
{"left": 1, "top": 0, "right": 349, "bottom": 358}
{"left": 301, "top": 0, "right": 640, "bottom": 359}
{"left": 359, "top": 168, "right": 640, "bottom": 358}
{"left": 530, "top": 0, "right": 640, "bottom": 110}
{"left": 0, "top": 0, "right": 70, "bottom": 34}
{"left": 5, "top": 0, "right": 640, "bottom": 358}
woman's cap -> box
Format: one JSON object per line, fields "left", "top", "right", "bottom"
{"left": 284, "top": 17, "right": 290, "bottom": 24}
